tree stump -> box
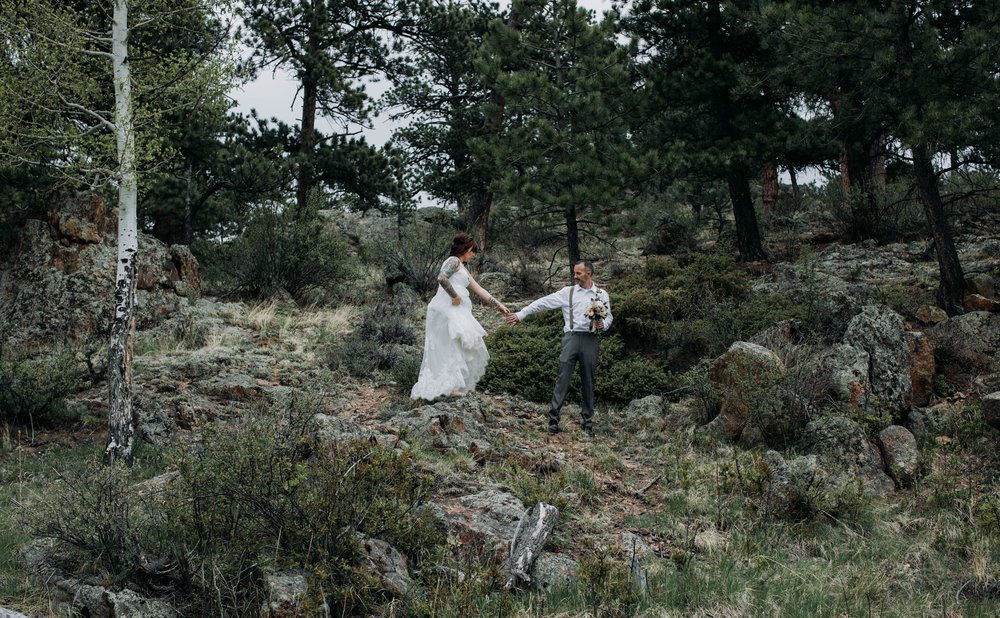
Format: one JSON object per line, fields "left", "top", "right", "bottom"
{"left": 504, "top": 502, "right": 559, "bottom": 588}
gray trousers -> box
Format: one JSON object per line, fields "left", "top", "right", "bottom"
{"left": 549, "top": 332, "right": 599, "bottom": 429}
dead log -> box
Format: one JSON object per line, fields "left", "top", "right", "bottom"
{"left": 504, "top": 502, "right": 559, "bottom": 588}
{"left": 629, "top": 541, "right": 647, "bottom": 597}
{"left": 0, "top": 607, "right": 32, "bottom": 618}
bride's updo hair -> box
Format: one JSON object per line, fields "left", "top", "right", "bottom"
{"left": 449, "top": 233, "right": 479, "bottom": 257}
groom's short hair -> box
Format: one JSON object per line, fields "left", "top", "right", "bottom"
{"left": 576, "top": 260, "right": 594, "bottom": 274}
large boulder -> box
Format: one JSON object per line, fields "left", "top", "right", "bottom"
{"left": 842, "top": 305, "right": 912, "bottom": 412}
{"left": 432, "top": 489, "right": 526, "bottom": 561}
{"left": 905, "top": 332, "right": 935, "bottom": 407}
{"left": 816, "top": 344, "right": 870, "bottom": 407}
{"left": 701, "top": 342, "right": 785, "bottom": 441}
{"left": 756, "top": 451, "right": 834, "bottom": 518}
{"left": 876, "top": 425, "right": 919, "bottom": 486}
{"left": 930, "top": 312, "right": 1000, "bottom": 380}
{"left": 1, "top": 194, "right": 200, "bottom": 348}
{"left": 983, "top": 392, "right": 1000, "bottom": 431}
{"left": 353, "top": 533, "right": 412, "bottom": 598}
{"left": 387, "top": 397, "right": 496, "bottom": 452}
{"left": 799, "top": 416, "right": 895, "bottom": 498}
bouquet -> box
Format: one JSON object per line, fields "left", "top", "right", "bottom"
{"left": 585, "top": 299, "right": 608, "bottom": 332}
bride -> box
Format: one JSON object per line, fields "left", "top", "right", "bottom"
{"left": 410, "top": 233, "right": 509, "bottom": 401}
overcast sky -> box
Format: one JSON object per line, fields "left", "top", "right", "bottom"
{"left": 229, "top": 0, "right": 619, "bottom": 147}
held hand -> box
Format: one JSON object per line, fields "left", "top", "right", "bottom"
{"left": 498, "top": 303, "right": 510, "bottom": 315}
{"left": 451, "top": 296, "right": 461, "bottom": 306}
{"left": 505, "top": 313, "right": 520, "bottom": 325}
{"left": 594, "top": 319, "right": 604, "bottom": 331}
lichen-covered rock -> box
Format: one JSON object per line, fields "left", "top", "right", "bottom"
{"left": 877, "top": 425, "right": 919, "bottom": 486}
{"left": 931, "top": 312, "right": 1000, "bottom": 379}
{"left": 906, "top": 332, "right": 935, "bottom": 407}
{"left": 905, "top": 406, "right": 956, "bottom": 445}
{"left": 703, "top": 342, "right": 785, "bottom": 441}
{"left": 387, "top": 397, "right": 496, "bottom": 452}
{"left": 530, "top": 552, "right": 578, "bottom": 593}
{"left": 842, "top": 305, "right": 911, "bottom": 412}
{"left": 983, "top": 392, "right": 1000, "bottom": 431}
{"left": 264, "top": 569, "right": 309, "bottom": 617}
{"left": 817, "top": 344, "right": 870, "bottom": 406}
{"left": 432, "top": 489, "right": 526, "bottom": 560}
{"left": 1, "top": 195, "right": 200, "bottom": 348}
{"left": 354, "top": 533, "right": 412, "bottom": 598}
{"left": 622, "top": 395, "right": 663, "bottom": 424}
{"left": 800, "top": 416, "right": 894, "bottom": 497}
{"left": 756, "top": 451, "right": 834, "bottom": 518}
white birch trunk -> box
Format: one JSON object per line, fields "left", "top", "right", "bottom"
{"left": 105, "top": 0, "right": 137, "bottom": 465}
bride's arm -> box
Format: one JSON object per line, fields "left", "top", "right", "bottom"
{"left": 437, "top": 257, "right": 461, "bottom": 301}
{"left": 468, "top": 275, "right": 509, "bottom": 314}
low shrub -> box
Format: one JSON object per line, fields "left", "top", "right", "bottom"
{"left": 28, "top": 461, "right": 180, "bottom": 588}
{"left": 0, "top": 349, "right": 87, "bottom": 438}
{"left": 206, "top": 203, "right": 354, "bottom": 301}
{"left": 479, "top": 312, "right": 671, "bottom": 405}
{"left": 173, "top": 395, "right": 443, "bottom": 613}
{"left": 325, "top": 298, "right": 419, "bottom": 377}
{"left": 29, "top": 394, "right": 444, "bottom": 615}
{"left": 578, "top": 541, "right": 642, "bottom": 618}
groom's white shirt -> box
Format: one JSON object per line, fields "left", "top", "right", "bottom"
{"left": 514, "top": 284, "right": 613, "bottom": 333}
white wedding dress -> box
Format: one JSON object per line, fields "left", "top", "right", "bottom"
{"left": 410, "top": 262, "right": 490, "bottom": 400}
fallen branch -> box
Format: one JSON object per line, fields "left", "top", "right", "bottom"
{"left": 634, "top": 474, "right": 662, "bottom": 496}
{"left": 505, "top": 502, "right": 559, "bottom": 589}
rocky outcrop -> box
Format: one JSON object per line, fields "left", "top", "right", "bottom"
{"left": 816, "top": 344, "right": 870, "bottom": 406}
{"left": 799, "top": 416, "right": 894, "bottom": 498}
{"left": 1, "top": 194, "right": 200, "bottom": 348}
{"left": 387, "top": 398, "right": 497, "bottom": 452}
{"left": 983, "top": 392, "right": 1000, "bottom": 431}
{"left": 842, "top": 305, "right": 912, "bottom": 412}
{"left": 701, "top": 342, "right": 785, "bottom": 441}
{"left": 877, "top": 425, "right": 919, "bottom": 486}
{"left": 432, "top": 489, "right": 526, "bottom": 561}
{"left": 930, "top": 312, "right": 1000, "bottom": 380}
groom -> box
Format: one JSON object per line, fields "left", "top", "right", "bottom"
{"left": 505, "top": 261, "right": 613, "bottom": 437}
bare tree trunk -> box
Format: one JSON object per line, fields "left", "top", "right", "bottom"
{"left": 762, "top": 162, "right": 779, "bottom": 215}
{"left": 565, "top": 201, "right": 580, "bottom": 279}
{"left": 297, "top": 80, "right": 318, "bottom": 215}
{"left": 183, "top": 164, "right": 192, "bottom": 245}
{"left": 788, "top": 167, "right": 801, "bottom": 210}
{"left": 912, "top": 146, "right": 966, "bottom": 315}
{"left": 466, "top": 10, "right": 521, "bottom": 253}
{"left": 296, "top": 1, "right": 324, "bottom": 216}
{"left": 106, "top": 0, "right": 137, "bottom": 466}
{"left": 729, "top": 164, "right": 769, "bottom": 262}
{"left": 892, "top": 0, "right": 965, "bottom": 315}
